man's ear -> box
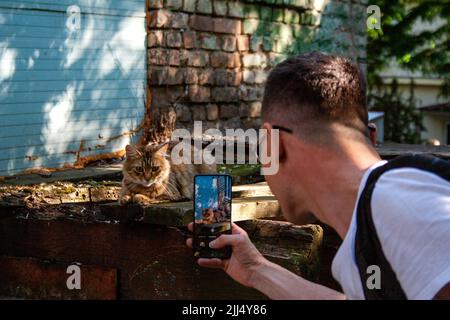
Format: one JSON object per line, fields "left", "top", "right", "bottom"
{"left": 261, "top": 122, "right": 286, "bottom": 162}
{"left": 125, "top": 145, "right": 140, "bottom": 158}
{"left": 368, "top": 123, "right": 377, "bottom": 146}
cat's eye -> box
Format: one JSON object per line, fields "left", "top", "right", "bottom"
{"left": 152, "top": 166, "right": 159, "bottom": 172}
{"left": 135, "top": 166, "right": 143, "bottom": 172}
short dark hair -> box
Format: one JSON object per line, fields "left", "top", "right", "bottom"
{"left": 262, "top": 52, "right": 368, "bottom": 137}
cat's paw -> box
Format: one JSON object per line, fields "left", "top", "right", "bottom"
{"left": 119, "top": 194, "right": 132, "bottom": 205}
{"left": 132, "top": 194, "right": 154, "bottom": 206}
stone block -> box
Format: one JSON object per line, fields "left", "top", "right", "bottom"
{"left": 185, "top": 68, "right": 198, "bottom": 84}
{"left": 206, "top": 104, "right": 219, "bottom": 121}
{"left": 213, "top": 69, "right": 228, "bottom": 86}
{"left": 149, "top": 10, "right": 171, "bottom": 28}
{"left": 210, "top": 52, "right": 235, "bottom": 68}
{"left": 212, "top": 87, "right": 239, "bottom": 102}
{"left": 222, "top": 35, "right": 236, "bottom": 52}
{"left": 198, "top": 68, "right": 214, "bottom": 85}
{"left": 214, "top": 18, "right": 241, "bottom": 34}
{"left": 197, "top": 0, "right": 213, "bottom": 14}
{"left": 192, "top": 105, "right": 206, "bottom": 120}
{"left": 165, "top": 0, "right": 182, "bottom": 10}
{"left": 242, "top": 19, "right": 259, "bottom": 34}
{"left": 220, "top": 104, "right": 240, "bottom": 119}
{"left": 148, "top": 48, "right": 168, "bottom": 65}
{"left": 200, "top": 33, "right": 219, "bottom": 50}
{"left": 243, "top": 69, "right": 255, "bottom": 84}
{"left": 190, "top": 15, "right": 214, "bottom": 32}
{"left": 147, "top": 30, "right": 164, "bottom": 47}
{"left": 213, "top": 0, "right": 228, "bottom": 16}
{"left": 170, "top": 12, "right": 189, "bottom": 29}
{"left": 187, "top": 50, "right": 209, "bottom": 67}
{"left": 228, "top": 1, "right": 245, "bottom": 18}
{"left": 183, "top": 30, "right": 197, "bottom": 49}
{"left": 166, "top": 31, "right": 182, "bottom": 48}
{"left": 189, "top": 85, "right": 211, "bottom": 102}
{"left": 237, "top": 35, "right": 249, "bottom": 51}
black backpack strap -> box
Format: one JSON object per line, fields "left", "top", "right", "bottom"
{"left": 355, "top": 154, "right": 450, "bottom": 300}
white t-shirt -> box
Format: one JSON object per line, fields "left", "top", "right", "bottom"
{"left": 332, "top": 160, "right": 450, "bottom": 300}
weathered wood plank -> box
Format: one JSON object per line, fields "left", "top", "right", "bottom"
{"left": 0, "top": 181, "right": 122, "bottom": 207}
{"left": 0, "top": 217, "right": 261, "bottom": 299}
{"left": 0, "top": 216, "right": 323, "bottom": 299}
{"left": 0, "top": 256, "right": 117, "bottom": 300}
{"left": 1, "top": 142, "right": 448, "bottom": 185}
{"left": 0, "top": 165, "right": 123, "bottom": 186}
{"left": 0, "top": 181, "right": 272, "bottom": 208}
{"left": 232, "top": 182, "right": 272, "bottom": 198}
{"left": 377, "top": 143, "right": 450, "bottom": 160}
{"left": 99, "top": 195, "right": 281, "bottom": 227}
{"left": 239, "top": 220, "right": 323, "bottom": 281}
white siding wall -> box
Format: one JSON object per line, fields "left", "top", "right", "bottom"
{"left": 0, "top": 0, "right": 146, "bottom": 175}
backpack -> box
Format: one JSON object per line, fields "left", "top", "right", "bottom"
{"left": 355, "top": 154, "right": 450, "bottom": 300}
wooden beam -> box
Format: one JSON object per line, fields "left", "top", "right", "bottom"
{"left": 0, "top": 256, "right": 117, "bottom": 300}
{"left": 0, "top": 164, "right": 123, "bottom": 186}
{"left": 0, "top": 216, "right": 323, "bottom": 299}
{"left": 99, "top": 195, "right": 281, "bottom": 227}
{"left": 377, "top": 143, "right": 450, "bottom": 160}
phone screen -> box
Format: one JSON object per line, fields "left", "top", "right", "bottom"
{"left": 193, "top": 174, "right": 232, "bottom": 259}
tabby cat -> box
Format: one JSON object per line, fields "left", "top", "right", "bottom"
{"left": 119, "top": 142, "right": 216, "bottom": 205}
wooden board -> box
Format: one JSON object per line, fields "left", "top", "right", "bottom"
{"left": 1, "top": 216, "right": 320, "bottom": 299}
{"left": 99, "top": 195, "right": 281, "bottom": 227}
{"left": 0, "top": 256, "right": 117, "bottom": 299}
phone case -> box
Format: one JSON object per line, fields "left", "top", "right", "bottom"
{"left": 193, "top": 174, "right": 232, "bottom": 259}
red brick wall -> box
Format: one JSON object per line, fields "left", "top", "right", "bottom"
{"left": 147, "top": 0, "right": 367, "bottom": 131}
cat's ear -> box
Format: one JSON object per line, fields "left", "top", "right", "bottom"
{"left": 125, "top": 145, "right": 140, "bottom": 158}
{"left": 155, "top": 142, "right": 169, "bottom": 155}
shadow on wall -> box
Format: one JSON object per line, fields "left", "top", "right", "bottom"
{"left": 0, "top": 0, "right": 147, "bottom": 176}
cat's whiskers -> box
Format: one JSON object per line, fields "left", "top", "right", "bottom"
{"left": 159, "top": 180, "right": 174, "bottom": 195}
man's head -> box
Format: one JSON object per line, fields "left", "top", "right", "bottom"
{"left": 262, "top": 51, "right": 368, "bottom": 139}
{"left": 261, "top": 52, "right": 375, "bottom": 224}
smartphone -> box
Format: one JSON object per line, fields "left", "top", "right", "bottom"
{"left": 193, "top": 174, "right": 232, "bottom": 259}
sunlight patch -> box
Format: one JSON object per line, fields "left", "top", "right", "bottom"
{"left": 0, "top": 42, "right": 17, "bottom": 82}
{"left": 42, "top": 85, "right": 76, "bottom": 154}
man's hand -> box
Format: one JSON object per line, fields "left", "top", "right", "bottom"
{"left": 186, "top": 222, "right": 346, "bottom": 300}
{"left": 186, "top": 222, "right": 267, "bottom": 288}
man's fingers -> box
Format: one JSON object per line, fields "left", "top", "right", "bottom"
{"left": 188, "top": 222, "right": 246, "bottom": 236}
{"left": 186, "top": 238, "right": 193, "bottom": 248}
{"left": 198, "top": 258, "right": 224, "bottom": 269}
{"left": 188, "top": 222, "right": 244, "bottom": 235}
{"left": 231, "top": 222, "right": 247, "bottom": 235}
{"left": 209, "top": 234, "right": 245, "bottom": 249}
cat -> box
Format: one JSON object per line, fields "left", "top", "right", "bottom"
{"left": 119, "top": 142, "right": 216, "bottom": 205}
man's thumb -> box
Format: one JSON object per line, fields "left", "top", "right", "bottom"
{"left": 209, "top": 234, "right": 243, "bottom": 248}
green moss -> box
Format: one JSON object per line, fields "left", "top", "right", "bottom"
{"left": 290, "top": 251, "right": 320, "bottom": 281}
{"left": 217, "top": 164, "right": 261, "bottom": 176}
{"left": 52, "top": 184, "right": 77, "bottom": 195}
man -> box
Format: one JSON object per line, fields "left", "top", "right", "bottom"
{"left": 186, "top": 52, "right": 450, "bottom": 300}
